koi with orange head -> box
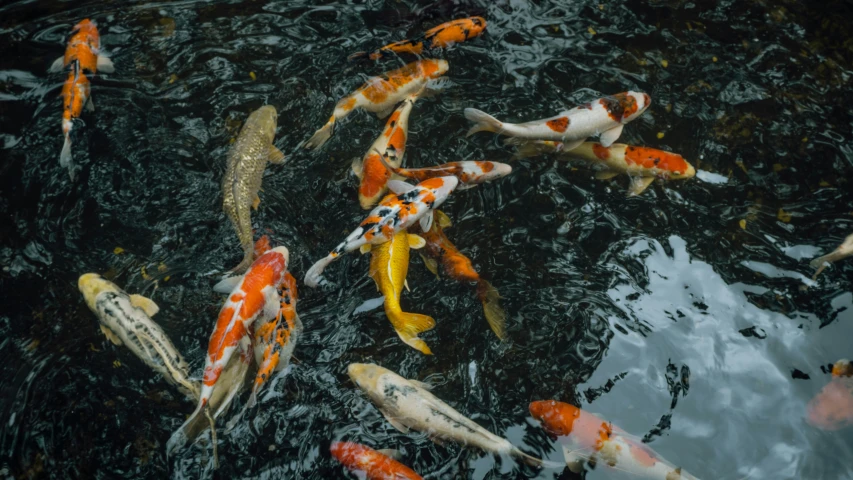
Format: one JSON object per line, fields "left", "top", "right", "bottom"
{"left": 350, "top": 17, "right": 487, "bottom": 61}
{"left": 379, "top": 155, "right": 512, "bottom": 190}
{"left": 807, "top": 359, "right": 853, "bottom": 431}
{"left": 529, "top": 400, "right": 700, "bottom": 479}
{"left": 303, "top": 59, "right": 449, "bottom": 150}
{"left": 50, "top": 19, "right": 114, "bottom": 74}
{"left": 513, "top": 141, "right": 695, "bottom": 196}
{"left": 330, "top": 442, "right": 423, "bottom": 480}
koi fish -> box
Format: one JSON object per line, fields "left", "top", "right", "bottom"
{"left": 303, "top": 59, "right": 449, "bottom": 150}
{"left": 513, "top": 141, "right": 695, "bottom": 196}
{"left": 366, "top": 230, "right": 434, "bottom": 354}
{"left": 59, "top": 65, "right": 91, "bottom": 180}
{"left": 415, "top": 212, "right": 505, "bottom": 339}
{"left": 78, "top": 273, "right": 199, "bottom": 399}
{"left": 330, "top": 442, "right": 423, "bottom": 480}
{"left": 222, "top": 106, "right": 286, "bottom": 273}
{"left": 352, "top": 94, "right": 419, "bottom": 209}
{"left": 807, "top": 359, "right": 853, "bottom": 431}
{"left": 169, "top": 246, "right": 289, "bottom": 461}
{"left": 351, "top": 16, "right": 487, "bottom": 61}
{"left": 304, "top": 176, "right": 458, "bottom": 288}
{"left": 49, "top": 19, "right": 114, "bottom": 74}
{"left": 810, "top": 233, "right": 853, "bottom": 279}
{"left": 529, "top": 400, "right": 700, "bottom": 479}
{"left": 348, "top": 363, "right": 544, "bottom": 467}
{"left": 465, "top": 91, "right": 651, "bottom": 150}
{"left": 379, "top": 155, "right": 511, "bottom": 189}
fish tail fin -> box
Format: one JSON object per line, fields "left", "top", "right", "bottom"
{"left": 511, "top": 139, "right": 560, "bottom": 159}
{"left": 347, "top": 51, "right": 368, "bottom": 61}
{"left": 476, "top": 280, "right": 506, "bottom": 340}
{"left": 305, "top": 254, "right": 336, "bottom": 288}
{"left": 167, "top": 402, "right": 212, "bottom": 457}
{"left": 303, "top": 118, "right": 335, "bottom": 150}
{"left": 511, "top": 448, "right": 550, "bottom": 468}
{"left": 464, "top": 108, "right": 503, "bottom": 137}
{"left": 231, "top": 250, "right": 254, "bottom": 274}
{"left": 387, "top": 309, "right": 436, "bottom": 355}
{"left": 60, "top": 134, "right": 77, "bottom": 180}
{"left": 810, "top": 251, "right": 840, "bottom": 279}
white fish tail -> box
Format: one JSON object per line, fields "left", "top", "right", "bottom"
{"left": 59, "top": 134, "right": 76, "bottom": 179}
{"left": 304, "top": 118, "right": 335, "bottom": 150}
{"left": 511, "top": 448, "right": 553, "bottom": 468}
{"left": 464, "top": 108, "right": 503, "bottom": 137}
{"left": 167, "top": 402, "right": 212, "bottom": 456}
{"left": 304, "top": 254, "right": 336, "bottom": 288}
{"left": 810, "top": 251, "right": 841, "bottom": 279}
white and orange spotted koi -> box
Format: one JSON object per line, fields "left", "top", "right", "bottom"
{"left": 303, "top": 59, "right": 449, "bottom": 150}
{"left": 304, "top": 176, "right": 459, "bottom": 288}
{"left": 378, "top": 155, "right": 511, "bottom": 189}
{"left": 465, "top": 91, "right": 650, "bottom": 150}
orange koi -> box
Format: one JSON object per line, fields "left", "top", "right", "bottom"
{"left": 351, "top": 17, "right": 487, "bottom": 61}
{"left": 330, "top": 442, "right": 423, "bottom": 480}
{"left": 59, "top": 64, "right": 91, "bottom": 179}
{"left": 530, "top": 400, "right": 700, "bottom": 479}
{"left": 50, "top": 19, "right": 114, "bottom": 74}
{"left": 807, "top": 359, "right": 853, "bottom": 431}
{"left": 379, "top": 156, "right": 511, "bottom": 189}
{"left": 303, "top": 59, "right": 449, "bottom": 150}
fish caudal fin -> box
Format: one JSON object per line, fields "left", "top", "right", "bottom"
{"left": 167, "top": 403, "right": 214, "bottom": 457}
{"left": 464, "top": 108, "right": 503, "bottom": 137}
{"left": 303, "top": 119, "right": 335, "bottom": 150}
{"left": 477, "top": 280, "right": 506, "bottom": 340}
{"left": 387, "top": 310, "right": 436, "bottom": 355}
{"left": 60, "top": 134, "right": 76, "bottom": 180}
{"left": 305, "top": 254, "right": 336, "bottom": 288}
{"left": 810, "top": 252, "right": 841, "bottom": 279}
{"left": 511, "top": 448, "right": 551, "bottom": 468}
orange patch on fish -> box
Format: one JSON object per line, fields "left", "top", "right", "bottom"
{"left": 629, "top": 442, "right": 659, "bottom": 467}
{"left": 339, "top": 97, "right": 357, "bottom": 112}
{"left": 360, "top": 154, "right": 390, "bottom": 199}
{"left": 625, "top": 146, "right": 690, "bottom": 173}
{"left": 807, "top": 377, "right": 853, "bottom": 431}
{"left": 546, "top": 117, "right": 569, "bottom": 133}
{"left": 592, "top": 143, "right": 610, "bottom": 159}
{"left": 426, "top": 16, "right": 487, "bottom": 48}
{"left": 601, "top": 93, "right": 639, "bottom": 122}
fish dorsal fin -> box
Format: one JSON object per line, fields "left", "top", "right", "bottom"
{"left": 419, "top": 212, "right": 433, "bottom": 233}
{"left": 595, "top": 170, "right": 619, "bottom": 180}
{"left": 599, "top": 124, "right": 624, "bottom": 147}
{"left": 268, "top": 145, "right": 286, "bottom": 164}
{"left": 387, "top": 180, "right": 415, "bottom": 194}
{"left": 360, "top": 244, "right": 372, "bottom": 254}
{"left": 435, "top": 210, "right": 452, "bottom": 228}
{"left": 262, "top": 286, "right": 281, "bottom": 320}
{"left": 351, "top": 157, "right": 364, "bottom": 179}
{"left": 213, "top": 275, "right": 243, "bottom": 294}
{"left": 376, "top": 449, "right": 403, "bottom": 461}
{"left": 410, "top": 379, "right": 433, "bottom": 390}
{"left": 628, "top": 176, "right": 655, "bottom": 196}
{"left": 407, "top": 234, "right": 426, "bottom": 249}
{"left": 382, "top": 411, "right": 411, "bottom": 434}
{"left": 100, "top": 324, "right": 123, "bottom": 345}
{"left": 96, "top": 55, "right": 115, "bottom": 73}
{"left": 129, "top": 294, "right": 160, "bottom": 317}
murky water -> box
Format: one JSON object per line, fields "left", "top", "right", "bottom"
{"left": 1, "top": 0, "right": 852, "bottom": 478}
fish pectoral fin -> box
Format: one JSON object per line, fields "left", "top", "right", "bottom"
{"left": 386, "top": 179, "right": 415, "bottom": 194}
{"left": 85, "top": 97, "right": 95, "bottom": 112}
{"left": 628, "top": 176, "right": 655, "bottom": 196}
{"left": 268, "top": 145, "right": 286, "bottom": 164}
{"left": 560, "top": 138, "right": 585, "bottom": 152}
{"left": 409, "top": 379, "right": 433, "bottom": 390}
{"left": 375, "top": 105, "right": 395, "bottom": 119}
{"left": 213, "top": 275, "right": 243, "bottom": 294}
{"left": 262, "top": 286, "right": 281, "bottom": 320}
{"left": 419, "top": 212, "right": 434, "bottom": 233}
{"left": 99, "top": 324, "right": 123, "bottom": 345}
{"left": 435, "top": 210, "right": 452, "bottom": 228}
{"left": 561, "top": 444, "right": 587, "bottom": 473}
{"left": 359, "top": 244, "right": 372, "bottom": 254}
{"left": 252, "top": 194, "right": 261, "bottom": 210}
{"left": 376, "top": 449, "right": 403, "bottom": 461}
{"left": 407, "top": 234, "right": 426, "bottom": 249}
{"left": 49, "top": 56, "right": 65, "bottom": 73}
{"left": 598, "top": 124, "right": 624, "bottom": 147}
{"left": 381, "top": 412, "right": 411, "bottom": 434}
{"left": 594, "top": 170, "right": 619, "bottom": 180}
{"left": 129, "top": 294, "right": 160, "bottom": 317}
{"left": 351, "top": 157, "right": 364, "bottom": 179}
{"left": 96, "top": 55, "right": 115, "bottom": 74}
{"left": 420, "top": 253, "right": 440, "bottom": 278}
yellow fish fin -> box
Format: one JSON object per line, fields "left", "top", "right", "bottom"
{"left": 129, "top": 294, "right": 160, "bottom": 317}
{"left": 268, "top": 145, "right": 286, "bottom": 164}
{"left": 435, "top": 210, "right": 452, "bottom": 228}
{"left": 100, "top": 324, "right": 123, "bottom": 345}
{"left": 252, "top": 194, "right": 261, "bottom": 210}
{"left": 387, "top": 311, "right": 435, "bottom": 355}
{"left": 477, "top": 280, "right": 506, "bottom": 340}
{"left": 420, "top": 253, "right": 440, "bottom": 278}
{"left": 359, "top": 244, "right": 372, "bottom": 255}
{"left": 407, "top": 234, "right": 426, "bottom": 249}
{"left": 594, "top": 170, "right": 619, "bottom": 180}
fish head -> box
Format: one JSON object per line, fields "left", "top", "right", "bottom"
{"left": 419, "top": 176, "right": 458, "bottom": 209}
{"left": 268, "top": 246, "right": 290, "bottom": 266}
{"left": 73, "top": 19, "right": 96, "bottom": 32}
{"left": 529, "top": 400, "right": 583, "bottom": 436}
{"left": 78, "top": 273, "right": 120, "bottom": 311}
{"left": 432, "top": 59, "right": 450, "bottom": 77}
{"left": 621, "top": 91, "right": 651, "bottom": 123}
{"left": 480, "top": 161, "right": 512, "bottom": 181}
{"left": 833, "top": 359, "right": 853, "bottom": 377}
{"left": 347, "top": 363, "right": 390, "bottom": 393}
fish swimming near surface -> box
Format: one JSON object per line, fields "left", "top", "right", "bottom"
{"left": 379, "top": 156, "right": 512, "bottom": 189}
{"left": 222, "top": 105, "right": 286, "bottom": 273}
{"left": 303, "top": 59, "right": 449, "bottom": 150}
{"left": 366, "top": 230, "right": 434, "bottom": 354}
{"left": 330, "top": 442, "right": 423, "bottom": 480}
{"left": 806, "top": 359, "right": 853, "bottom": 431}
{"left": 168, "top": 246, "right": 290, "bottom": 463}
{"left": 59, "top": 65, "right": 91, "bottom": 180}
{"left": 529, "top": 400, "right": 700, "bottom": 479}
{"left": 348, "top": 363, "right": 544, "bottom": 467}
{"left": 352, "top": 93, "right": 420, "bottom": 209}
{"left": 304, "top": 176, "right": 458, "bottom": 288}
{"left": 414, "top": 211, "right": 506, "bottom": 339}
{"left": 350, "top": 16, "right": 487, "bottom": 61}
{"left": 78, "top": 273, "right": 199, "bottom": 399}
{"left": 513, "top": 141, "right": 695, "bottom": 196}
{"left": 465, "top": 91, "right": 651, "bottom": 150}
{"left": 810, "top": 234, "right": 853, "bottom": 279}
{"left": 50, "top": 19, "right": 114, "bottom": 74}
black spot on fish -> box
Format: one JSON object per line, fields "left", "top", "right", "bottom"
{"left": 377, "top": 208, "right": 392, "bottom": 217}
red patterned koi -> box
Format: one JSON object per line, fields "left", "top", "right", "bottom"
{"left": 379, "top": 156, "right": 511, "bottom": 189}
{"left": 330, "top": 442, "right": 423, "bottom": 480}
{"left": 352, "top": 17, "right": 487, "bottom": 61}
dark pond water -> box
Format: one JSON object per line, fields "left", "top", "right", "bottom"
{"left": 2, "top": 0, "right": 853, "bottom": 478}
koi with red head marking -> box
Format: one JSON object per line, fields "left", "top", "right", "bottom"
{"left": 513, "top": 141, "right": 695, "bottom": 196}
{"left": 379, "top": 155, "right": 511, "bottom": 189}
{"left": 50, "top": 19, "right": 114, "bottom": 74}
{"left": 304, "top": 176, "right": 459, "bottom": 288}
{"left": 303, "top": 59, "right": 449, "bottom": 150}
{"left": 352, "top": 94, "right": 420, "bottom": 209}
{"left": 529, "top": 400, "right": 700, "bottom": 479}
{"left": 807, "top": 359, "right": 853, "bottom": 431}
{"left": 465, "top": 91, "right": 650, "bottom": 150}
{"left": 330, "top": 442, "right": 423, "bottom": 480}
{"left": 352, "top": 17, "right": 487, "bottom": 61}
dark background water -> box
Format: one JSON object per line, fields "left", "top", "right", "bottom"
{"left": 1, "top": 0, "right": 852, "bottom": 478}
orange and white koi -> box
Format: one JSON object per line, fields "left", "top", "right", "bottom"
{"left": 303, "top": 59, "right": 449, "bottom": 150}
{"left": 810, "top": 233, "right": 853, "bottom": 279}
{"left": 351, "top": 17, "right": 487, "bottom": 61}
{"left": 168, "top": 246, "right": 289, "bottom": 462}
{"left": 379, "top": 156, "right": 511, "bottom": 190}
{"left": 513, "top": 141, "right": 695, "bottom": 196}
{"left": 50, "top": 19, "right": 114, "bottom": 74}
{"left": 352, "top": 94, "right": 420, "bottom": 209}
{"left": 465, "top": 91, "right": 651, "bottom": 150}
{"left": 59, "top": 65, "right": 91, "bottom": 179}
{"left": 807, "top": 359, "right": 853, "bottom": 431}
{"left": 330, "top": 442, "right": 423, "bottom": 480}
{"left": 414, "top": 212, "right": 505, "bottom": 339}
{"left": 529, "top": 400, "right": 700, "bottom": 479}
{"left": 304, "top": 176, "right": 458, "bottom": 287}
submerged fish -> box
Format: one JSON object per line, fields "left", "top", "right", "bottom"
{"left": 465, "top": 91, "right": 650, "bottom": 150}
{"left": 810, "top": 233, "right": 853, "bottom": 279}
{"left": 366, "top": 230, "right": 434, "bottom": 354}
{"left": 513, "top": 141, "right": 695, "bottom": 196}
{"left": 222, "top": 106, "right": 286, "bottom": 273}
{"left": 348, "top": 363, "right": 543, "bottom": 466}
{"left": 304, "top": 176, "right": 458, "bottom": 288}
{"left": 415, "top": 212, "right": 505, "bottom": 339}
{"left": 303, "top": 59, "right": 449, "bottom": 150}
{"left": 379, "top": 156, "right": 511, "bottom": 189}
{"left": 352, "top": 94, "right": 420, "bottom": 209}
{"left": 351, "top": 17, "right": 487, "bottom": 61}
{"left": 50, "top": 19, "right": 114, "bottom": 74}
{"left": 330, "top": 442, "right": 423, "bottom": 480}
{"left": 78, "top": 273, "right": 199, "bottom": 399}
{"left": 529, "top": 400, "right": 700, "bottom": 479}
{"left": 59, "top": 65, "right": 91, "bottom": 180}
{"left": 807, "top": 359, "right": 853, "bottom": 431}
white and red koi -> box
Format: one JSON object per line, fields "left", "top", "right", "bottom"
{"left": 465, "top": 91, "right": 650, "bottom": 150}
{"left": 529, "top": 400, "right": 700, "bottom": 479}
{"left": 330, "top": 442, "right": 423, "bottom": 480}
{"left": 304, "top": 176, "right": 458, "bottom": 288}
{"left": 807, "top": 359, "right": 853, "bottom": 431}
{"left": 350, "top": 16, "right": 487, "bottom": 61}
{"left": 379, "top": 155, "right": 511, "bottom": 189}
{"left": 810, "top": 233, "right": 853, "bottom": 279}
{"left": 513, "top": 141, "right": 695, "bottom": 195}
{"left": 303, "top": 59, "right": 449, "bottom": 150}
